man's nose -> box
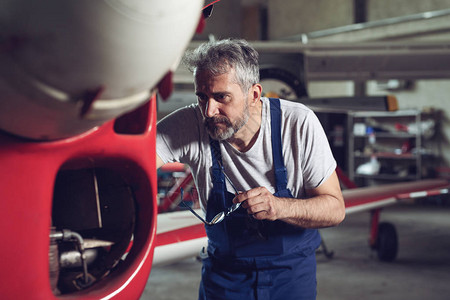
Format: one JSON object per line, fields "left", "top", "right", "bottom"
{"left": 205, "top": 98, "right": 218, "bottom": 118}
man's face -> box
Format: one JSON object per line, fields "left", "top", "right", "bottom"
{"left": 195, "top": 68, "right": 250, "bottom": 141}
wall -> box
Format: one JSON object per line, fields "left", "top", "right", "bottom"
{"left": 367, "top": 0, "right": 450, "bottom": 20}
{"left": 267, "top": 0, "right": 354, "bottom": 39}
{"left": 194, "top": 0, "right": 242, "bottom": 40}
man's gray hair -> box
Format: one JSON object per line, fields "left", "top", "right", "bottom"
{"left": 183, "top": 39, "right": 259, "bottom": 93}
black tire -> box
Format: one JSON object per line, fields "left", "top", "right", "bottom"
{"left": 260, "top": 67, "right": 308, "bottom": 100}
{"left": 376, "top": 222, "right": 398, "bottom": 262}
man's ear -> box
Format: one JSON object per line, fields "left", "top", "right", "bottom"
{"left": 249, "top": 83, "right": 262, "bottom": 106}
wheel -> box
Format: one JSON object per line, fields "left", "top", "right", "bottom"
{"left": 260, "top": 67, "right": 308, "bottom": 100}
{"left": 375, "top": 222, "right": 398, "bottom": 262}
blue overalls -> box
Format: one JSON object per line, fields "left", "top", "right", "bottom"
{"left": 199, "top": 98, "right": 321, "bottom": 300}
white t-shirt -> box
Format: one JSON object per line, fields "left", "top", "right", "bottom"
{"left": 156, "top": 97, "right": 336, "bottom": 213}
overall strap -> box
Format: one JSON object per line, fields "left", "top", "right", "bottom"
{"left": 269, "top": 98, "right": 288, "bottom": 192}
{"left": 209, "top": 138, "right": 225, "bottom": 200}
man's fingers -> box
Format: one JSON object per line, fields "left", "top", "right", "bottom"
{"left": 232, "top": 187, "right": 279, "bottom": 220}
{"left": 235, "top": 187, "right": 267, "bottom": 203}
{"left": 252, "top": 211, "right": 268, "bottom": 220}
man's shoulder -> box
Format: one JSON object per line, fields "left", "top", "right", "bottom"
{"left": 279, "top": 98, "right": 311, "bottom": 112}
{"left": 262, "top": 98, "right": 313, "bottom": 122}
{"left": 262, "top": 97, "right": 311, "bottom": 111}
{"left": 168, "top": 103, "right": 200, "bottom": 116}
{"left": 158, "top": 103, "right": 201, "bottom": 124}
{"left": 157, "top": 103, "right": 205, "bottom": 141}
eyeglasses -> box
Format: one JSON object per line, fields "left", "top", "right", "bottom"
{"left": 179, "top": 164, "right": 241, "bottom": 226}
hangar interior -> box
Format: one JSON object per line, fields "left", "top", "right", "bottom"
{"left": 5, "top": 1, "right": 449, "bottom": 299}
{"left": 150, "top": 1, "right": 450, "bottom": 299}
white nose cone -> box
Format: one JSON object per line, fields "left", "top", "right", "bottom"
{"left": 0, "top": 0, "right": 203, "bottom": 140}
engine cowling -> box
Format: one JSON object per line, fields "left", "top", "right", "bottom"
{"left": 0, "top": 0, "right": 203, "bottom": 140}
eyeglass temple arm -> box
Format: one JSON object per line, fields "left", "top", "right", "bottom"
{"left": 179, "top": 188, "right": 209, "bottom": 225}
{"left": 217, "top": 161, "right": 239, "bottom": 195}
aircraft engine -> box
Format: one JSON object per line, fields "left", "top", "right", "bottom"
{"left": 0, "top": 0, "right": 203, "bottom": 140}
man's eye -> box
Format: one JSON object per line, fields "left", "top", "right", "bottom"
{"left": 215, "top": 94, "right": 227, "bottom": 101}
{"left": 197, "top": 95, "right": 207, "bottom": 103}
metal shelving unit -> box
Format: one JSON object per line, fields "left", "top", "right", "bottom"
{"left": 347, "top": 109, "right": 426, "bottom": 186}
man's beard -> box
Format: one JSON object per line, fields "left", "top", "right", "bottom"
{"left": 204, "top": 104, "right": 249, "bottom": 141}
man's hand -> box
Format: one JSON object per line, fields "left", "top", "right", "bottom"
{"left": 231, "top": 171, "right": 345, "bottom": 228}
{"left": 233, "top": 187, "right": 286, "bottom": 221}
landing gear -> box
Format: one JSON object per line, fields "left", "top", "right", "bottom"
{"left": 374, "top": 222, "right": 398, "bottom": 262}
{"left": 316, "top": 236, "right": 335, "bottom": 259}
{"left": 369, "top": 209, "right": 398, "bottom": 262}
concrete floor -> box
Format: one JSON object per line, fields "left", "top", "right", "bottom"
{"left": 142, "top": 201, "right": 450, "bottom": 300}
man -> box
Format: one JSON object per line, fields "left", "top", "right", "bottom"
{"left": 156, "top": 38, "right": 345, "bottom": 300}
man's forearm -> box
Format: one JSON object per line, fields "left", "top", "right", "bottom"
{"left": 278, "top": 195, "right": 345, "bottom": 228}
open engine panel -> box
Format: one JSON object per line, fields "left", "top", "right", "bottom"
{"left": 50, "top": 167, "right": 136, "bottom": 295}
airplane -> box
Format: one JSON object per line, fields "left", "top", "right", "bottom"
{"left": 153, "top": 163, "right": 449, "bottom": 266}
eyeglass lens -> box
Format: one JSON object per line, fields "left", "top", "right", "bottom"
{"left": 179, "top": 165, "right": 241, "bottom": 225}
